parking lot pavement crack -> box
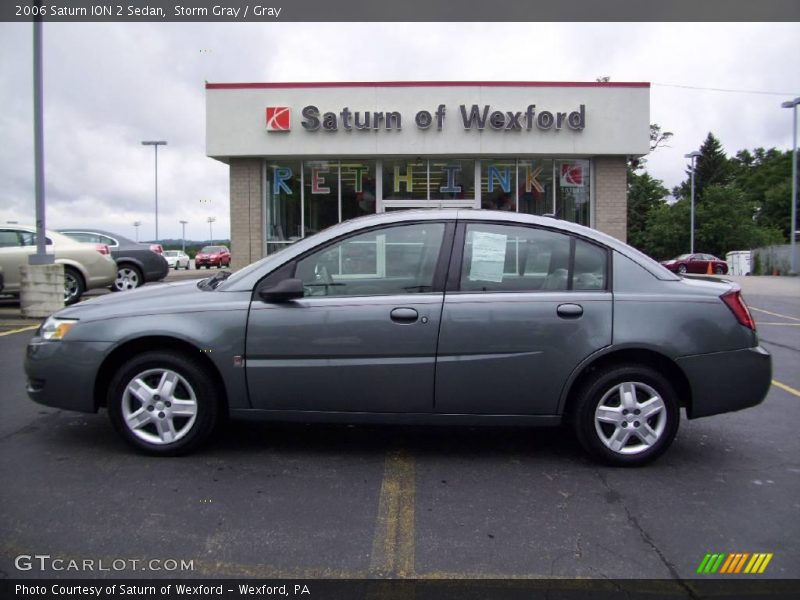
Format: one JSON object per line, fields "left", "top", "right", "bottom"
{"left": 594, "top": 469, "right": 699, "bottom": 600}
{"left": 0, "top": 410, "right": 62, "bottom": 444}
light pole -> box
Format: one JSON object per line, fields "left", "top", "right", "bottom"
{"left": 684, "top": 151, "right": 702, "bottom": 254}
{"left": 179, "top": 220, "right": 188, "bottom": 252}
{"left": 207, "top": 216, "right": 216, "bottom": 244}
{"left": 133, "top": 220, "right": 141, "bottom": 242}
{"left": 141, "top": 140, "right": 167, "bottom": 242}
{"left": 782, "top": 97, "right": 800, "bottom": 276}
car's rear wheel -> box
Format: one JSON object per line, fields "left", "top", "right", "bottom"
{"left": 107, "top": 351, "right": 219, "bottom": 455}
{"left": 677, "top": 264, "right": 687, "bottom": 274}
{"left": 573, "top": 364, "right": 680, "bottom": 466}
{"left": 113, "top": 264, "right": 143, "bottom": 292}
{"left": 63, "top": 267, "right": 85, "bottom": 305}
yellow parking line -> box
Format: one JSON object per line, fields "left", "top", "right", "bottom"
{"left": 750, "top": 307, "right": 800, "bottom": 322}
{"left": 772, "top": 380, "right": 800, "bottom": 399}
{"left": 0, "top": 324, "right": 39, "bottom": 337}
{"left": 369, "top": 449, "right": 416, "bottom": 578}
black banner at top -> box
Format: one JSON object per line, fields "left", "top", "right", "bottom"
{"left": 3, "top": 0, "right": 800, "bottom": 22}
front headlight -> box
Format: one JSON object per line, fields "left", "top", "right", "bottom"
{"left": 39, "top": 317, "right": 79, "bottom": 341}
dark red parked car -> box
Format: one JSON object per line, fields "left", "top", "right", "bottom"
{"left": 661, "top": 253, "right": 728, "bottom": 275}
{"left": 195, "top": 245, "right": 231, "bottom": 269}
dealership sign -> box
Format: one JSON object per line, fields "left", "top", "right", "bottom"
{"left": 265, "top": 104, "right": 586, "bottom": 133}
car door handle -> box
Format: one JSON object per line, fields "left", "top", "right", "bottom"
{"left": 556, "top": 303, "right": 583, "bottom": 319}
{"left": 390, "top": 307, "right": 419, "bottom": 323}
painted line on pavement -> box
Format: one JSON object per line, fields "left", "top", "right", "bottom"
{"left": 772, "top": 379, "right": 800, "bottom": 399}
{"left": 750, "top": 307, "right": 800, "bottom": 322}
{"left": 756, "top": 322, "right": 800, "bottom": 327}
{"left": 0, "top": 324, "right": 39, "bottom": 337}
{"left": 369, "top": 449, "right": 416, "bottom": 578}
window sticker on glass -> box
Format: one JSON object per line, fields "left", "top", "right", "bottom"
{"left": 469, "top": 231, "right": 507, "bottom": 283}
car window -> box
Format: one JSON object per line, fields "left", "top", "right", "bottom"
{"left": 18, "top": 231, "right": 37, "bottom": 246}
{"left": 459, "top": 223, "right": 572, "bottom": 292}
{"left": 294, "top": 223, "right": 445, "bottom": 297}
{"left": 457, "top": 224, "right": 608, "bottom": 292}
{"left": 0, "top": 230, "right": 20, "bottom": 247}
{"left": 573, "top": 239, "right": 608, "bottom": 290}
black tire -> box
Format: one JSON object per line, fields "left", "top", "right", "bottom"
{"left": 714, "top": 266, "right": 725, "bottom": 275}
{"left": 113, "top": 263, "right": 143, "bottom": 292}
{"left": 63, "top": 267, "right": 85, "bottom": 306}
{"left": 572, "top": 364, "right": 680, "bottom": 467}
{"left": 107, "top": 351, "right": 219, "bottom": 456}
{"left": 677, "top": 265, "right": 687, "bottom": 274}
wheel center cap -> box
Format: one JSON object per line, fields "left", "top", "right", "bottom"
{"left": 155, "top": 401, "right": 165, "bottom": 411}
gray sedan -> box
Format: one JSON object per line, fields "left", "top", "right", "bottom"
{"left": 25, "top": 211, "right": 771, "bottom": 466}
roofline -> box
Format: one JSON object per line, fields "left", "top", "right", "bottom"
{"left": 205, "top": 81, "right": 651, "bottom": 90}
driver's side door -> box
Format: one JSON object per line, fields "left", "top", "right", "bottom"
{"left": 245, "top": 221, "right": 452, "bottom": 413}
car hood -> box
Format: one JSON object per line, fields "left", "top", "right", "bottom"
{"left": 54, "top": 279, "right": 246, "bottom": 323}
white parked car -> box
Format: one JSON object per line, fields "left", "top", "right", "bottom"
{"left": 163, "top": 250, "right": 191, "bottom": 270}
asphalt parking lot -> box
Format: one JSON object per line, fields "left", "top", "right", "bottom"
{"left": 0, "top": 273, "right": 798, "bottom": 582}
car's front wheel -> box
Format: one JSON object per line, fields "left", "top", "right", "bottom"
{"left": 714, "top": 265, "right": 725, "bottom": 275}
{"left": 677, "top": 264, "right": 687, "bottom": 274}
{"left": 107, "top": 351, "right": 219, "bottom": 455}
{"left": 573, "top": 364, "right": 680, "bottom": 466}
{"left": 113, "top": 264, "right": 143, "bottom": 292}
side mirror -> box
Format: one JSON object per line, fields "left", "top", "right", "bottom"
{"left": 257, "top": 278, "right": 305, "bottom": 302}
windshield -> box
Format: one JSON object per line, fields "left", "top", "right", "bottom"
{"left": 675, "top": 254, "right": 692, "bottom": 260}
{"left": 163, "top": 251, "right": 178, "bottom": 257}
{"left": 199, "top": 246, "right": 219, "bottom": 253}
{"left": 219, "top": 243, "right": 297, "bottom": 289}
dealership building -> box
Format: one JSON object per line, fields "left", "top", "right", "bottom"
{"left": 205, "top": 81, "right": 650, "bottom": 269}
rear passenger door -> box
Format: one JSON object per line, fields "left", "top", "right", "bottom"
{"left": 435, "top": 222, "right": 612, "bottom": 415}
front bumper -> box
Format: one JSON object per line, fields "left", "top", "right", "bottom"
{"left": 677, "top": 346, "right": 772, "bottom": 419}
{"left": 25, "top": 337, "right": 114, "bottom": 413}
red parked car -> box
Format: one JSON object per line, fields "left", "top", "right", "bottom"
{"left": 661, "top": 253, "right": 728, "bottom": 275}
{"left": 195, "top": 245, "right": 231, "bottom": 269}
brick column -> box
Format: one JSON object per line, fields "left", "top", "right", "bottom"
{"left": 229, "top": 158, "right": 264, "bottom": 270}
{"left": 593, "top": 156, "right": 628, "bottom": 243}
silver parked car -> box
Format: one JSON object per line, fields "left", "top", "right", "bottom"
{"left": 25, "top": 210, "right": 771, "bottom": 465}
{"left": 1, "top": 225, "right": 117, "bottom": 305}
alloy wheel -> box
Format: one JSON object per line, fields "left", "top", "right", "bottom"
{"left": 594, "top": 381, "right": 667, "bottom": 455}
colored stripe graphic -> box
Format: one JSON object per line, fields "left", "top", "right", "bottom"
{"left": 698, "top": 553, "right": 773, "bottom": 574}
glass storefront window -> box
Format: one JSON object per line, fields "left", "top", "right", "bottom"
{"left": 266, "top": 161, "right": 302, "bottom": 255}
{"left": 382, "top": 159, "right": 428, "bottom": 200}
{"left": 429, "top": 160, "right": 475, "bottom": 200}
{"left": 556, "top": 160, "right": 590, "bottom": 226}
{"left": 303, "top": 161, "right": 340, "bottom": 236}
{"left": 341, "top": 160, "right": 377, "bottom": 221}
{"left": 517, "top": 159, "right": 554, "bottom": 216}
{"left": 480, "top": 159, "right": 516, "bottom": 211}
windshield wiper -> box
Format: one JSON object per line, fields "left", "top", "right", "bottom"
{"left": 197, "top": 270, "right": 232, "bottom": 291}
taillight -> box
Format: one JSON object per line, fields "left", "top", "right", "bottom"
{"left": 149, "top": 244, "right": 163, "bottom": 254}
{"left": 721, "top": 290, "right": 756, "bottom": 331}
{"left": 95, "top": 244, "right": 110, "bottom": 255}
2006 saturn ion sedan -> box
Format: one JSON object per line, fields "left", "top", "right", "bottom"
{"left": 25, "top": 210, "right": 772, "bottom": 466}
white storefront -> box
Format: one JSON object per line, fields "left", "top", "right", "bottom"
{"left": 205, "top": 81, "right": 650, "bottom": 268}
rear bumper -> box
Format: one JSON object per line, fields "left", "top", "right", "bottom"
{"left": 677, "top": 346, "right": 772, "bottom": 419}
{"left": 25, "top": 337, "right": 113, "bottom": 413}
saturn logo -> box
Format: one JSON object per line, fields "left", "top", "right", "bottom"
{"left": 266, "top": 107, "right": 291, "bottom": 131}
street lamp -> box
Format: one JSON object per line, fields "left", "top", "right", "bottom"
{"left": 207, "top": 216, "right": 216, "bottom": 244}
{"left": 782, "top": 97, "right": 800, "bottom": 276}
{"left": 141, "top": 140, "right": 167, "bottom": 242}
{"left": 133, "top": 220, "right": 141, "bottom": 242}
{"left": 179, "top": 220, "right": 188, "bottom": 252}
{"left": 684, "top": 151, "right": 702, "bottom": 254}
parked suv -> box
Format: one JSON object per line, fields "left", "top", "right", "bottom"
{"left": 59, "top": 229, "right": 169, "bottom": 291}
{"left": 195, "top": 245, "right": 231, "bottom": 269}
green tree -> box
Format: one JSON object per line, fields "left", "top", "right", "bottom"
{"left": 730, "top": 147, "right": 792, "bottom": 240}
{"left": 643, "top": 199, "right": 690, "bottom": 261}
{"left": 673, "top": 132, "right": 732, "bottom": 200}
{"left": 627, "top": 170, "right": 669, "bottom": 252}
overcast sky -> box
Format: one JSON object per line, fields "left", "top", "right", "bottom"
{"left": 1, "top": 22, "right": 798, "bottom": 242}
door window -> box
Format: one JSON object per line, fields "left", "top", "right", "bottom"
{"left": 294, "top": 223, "right": 445, "bottom": 297}
{"left": 458, "top": 223, "right": 607, "bottom": 292}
